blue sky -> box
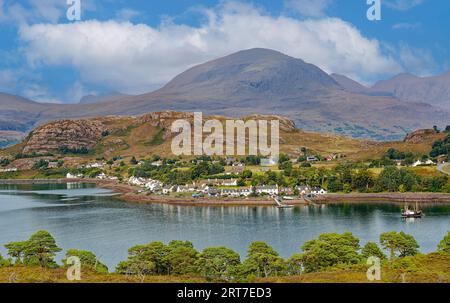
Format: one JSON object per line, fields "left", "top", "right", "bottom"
{"left": 0, "top": 0, "right": 449, "bottom": 103}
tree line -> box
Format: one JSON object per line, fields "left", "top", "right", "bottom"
{"left": 1, "top": 230, "right": 448, "bottom": 282}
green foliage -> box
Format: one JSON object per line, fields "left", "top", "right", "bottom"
{"left": 0, "top": 253, "right": 11, "bottom": 267}
{"left": 196, "top": 247, "right": 241, "bottom": 281}
{"left": 165, "top": 241, "right": 199, "bottom": 275}
{"left": 352, "top": 169, "right": 374, "bottom": 192}
{"left": 241, "top": 170, "right": 253, "bottom": 179}
{"left": 240, "top": 242, "right": 286, "bottom": 278}
{"left": 148, "top": 128, "right": 165, "bottom": 146}
{"left": 430, "top": 134, "right": 450, "bottom": 157}
{"left": 369, "top": 157, "right": 395, "bottom": 168}
{"left": 242, "top": 155, "right": 261, "bottom": 165}
{"left": 24, "top": 230, "right": 62, "bottom": 267}
{"left": 390, "top": 256, "right": 419, "bottom": 273}
{"left": 437, "top": 231, "right": 450, "bottom": 253}
{"left": 33, "top": 159, "right": 49, "bottom": 170}
{"left": 5, "top": 231, "right": 62, "bottom": 268}
{"left": 278, "top": 154, "right": 290, "bottom": 164}
{"left": 300, "top": 232, "right": 361, "bottom": 273}
{"left": 116, "top": 242, "right": 170, "bottom": 276}
{"left": 58, "top": 146, "right": 89, "bottom": 155}
{"left": 421, "top": 176, "right": 448, "bottom": 192}
{"left": 130, "top": 156, "right": 138, "bottom": 165}
{"left": 380, "top": 231, "right": 420, "bottom": 259}
{"left": 327, "top": 175, "right": 343, "bottom": 192}
{"left": 191, "top": 162, "right": 225, "bottom": 179}
{"left": 4, "top": 241, "right": 27, "bottom": 264}
{"left": 385, "top": 148, "right": 413, "bottom": 161}
{"left": 286, "top": 253, "right": 304, "bottom": 276}
{"left": 374, "top": 166, "right": 419, "bottom": 192}
{"left": 0, "top": 158, "right": 10, "bottom": 167}
{"left": 5, "top": 230, "right": 446, "bottom": 281}
{"left": 237, "top": 178, "right": 246, "bottom": 186}
{"left": 14, "top": 152, "right": 54, "bottom": 159}
{"left": 279, "top": 161, "right": 293, "bottom": 176}
{"left": 63, "top": 249, "right": 108, "bottom": 274}
{"left": 361, "top": 242, "right": 386, "bottom": 260}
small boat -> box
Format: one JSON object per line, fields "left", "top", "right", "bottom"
{"left": 401, "top": 202, "right": 423, "bottom": 218}
{"left": 282, "top": 196, "right": 295, "bottom": 200}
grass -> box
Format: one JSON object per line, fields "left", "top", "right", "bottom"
{"left": 258, "top": 253, "right": 450, "bottom": 283}
{"left": 1, "top": 113, "right": 447, "bottom": 176}
{"left": 443, "top": 164, "right": 450, "bottom": 174}
{"left": 1, "top": 253, "right": 448, "bottom": 283}
{"left": 147, "top": 128, "right": 165, "bottom": 146}
{"left": 0, "top": 266, "right": 207, "bottom": 283}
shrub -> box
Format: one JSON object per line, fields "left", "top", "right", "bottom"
{"left": 300, "top": 232, "right": 361, "bottom": 273}
{"left": 437, "top": 231, "right": 450, "bottom": 253}
{"left": 63, "top": 249, "right": 108, "bottom": 274}
{"left": 380, "top": 231, "right": 420, "bottom": 259}
{"left": 5, "top": 230, "right": 62, "bottom": 268}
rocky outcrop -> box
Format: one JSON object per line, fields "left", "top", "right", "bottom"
{"left": 403, "top": 129, "right": 437, "bottom": 144}
{"left": 243, "top": 114, "right": 296, "bottom": 132}
{"left": 136, "top": 111, "right": 296, "bottom": 139}
{"left": 22, "top": 119, "right": 107, "bottom": 154}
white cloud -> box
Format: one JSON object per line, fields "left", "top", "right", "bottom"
{"left": 398, "top": 43, "right": 437, "bottom": 76}
{"left": 66, "top": 81, "right": 96, "bottom": 103}
{"left": 18, "top": 2, "right": 402, "bottom": 94}
{"left": 384, "top": 0, "right": 424, "bottom": 11}
{"left": 22, "top": 83, "right": 60, "bottom": 103}
{"left": 285, "top": 0, "right": 333, "bottom": 17}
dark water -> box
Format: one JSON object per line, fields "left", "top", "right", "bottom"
{"left": 0, "top": 183, "right": 449, "bottom": 270}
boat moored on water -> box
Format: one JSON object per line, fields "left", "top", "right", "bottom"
{"left": 401, "top": 202, "right": 423, "bottom": 218}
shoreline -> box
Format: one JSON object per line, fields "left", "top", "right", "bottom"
{"left": 1, "top": 178, "right": 450, "bottom": 206}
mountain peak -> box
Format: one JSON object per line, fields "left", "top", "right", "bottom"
{"left": 158, "top": 48, "right": 338, "bottom": 95}
{"left": 220, "top": 48, "right": 296, "bottom": 61}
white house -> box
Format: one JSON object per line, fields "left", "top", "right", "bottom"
{"left": 86, "top": 162, "right": 105, "bottom": 169}
{"left": 66, "top": 172, "right": 83, "bottom": 179}
{"left": 162, "top": 185, "right": 175, "bottom": 195}
{"left": 176, "top": 184, "right": 197, "bottom": 193}
{"left": 151, "top": 160, "right": 163, "bottom": 167}
{"left": 311, "top": 187, "right": 327, "bottom": 195}
{"left": 128, "top": 177, "right": 163, "bottom": 192}
{"left": 128, "top": 176, "right": 147, "bottom": 186}
{"left": 0, "top": 167, "right": 17, "bottom": 173}
{"left": 307, "top": 156, "right": 319, "bottom": 162}
{"left": 221, "top": 187, "right": 253, "bottom": 197}
{"left": 412, "top": 159, "right": 435, "bottom": 167}
{"left": 255, "top": 185, "right": 279, "bottom": 195}
{"left": 261, "top": 157, "right": 278, "bottom": 166}
{"left": 96, "top": 172, "right": 107, "bottom": 179}
{"left": 144, "top": 180, "right": 163, "bottom": 192}
{"left": 221, "top": 179, "right": 238, "bottom": 186}
{"left": 295, "top": 185, "right": 311, "bottom": 195}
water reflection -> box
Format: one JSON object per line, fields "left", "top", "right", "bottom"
{"left": 0, "top": 183, "right": 448, "bottom": 269}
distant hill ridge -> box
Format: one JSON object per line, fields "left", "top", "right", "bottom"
{"left": 0, "top": 48, "right": 449, "bottom": 143}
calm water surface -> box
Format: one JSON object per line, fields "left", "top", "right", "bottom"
{"left": 0, "top": 183, "right": 449, "bottom": 269}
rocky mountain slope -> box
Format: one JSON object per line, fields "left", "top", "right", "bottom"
{"left": 371, "top": 72, "right": 450, "bottom": 109}
{"left": 1, "top": 111, "right": 444, "bottom": 171}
